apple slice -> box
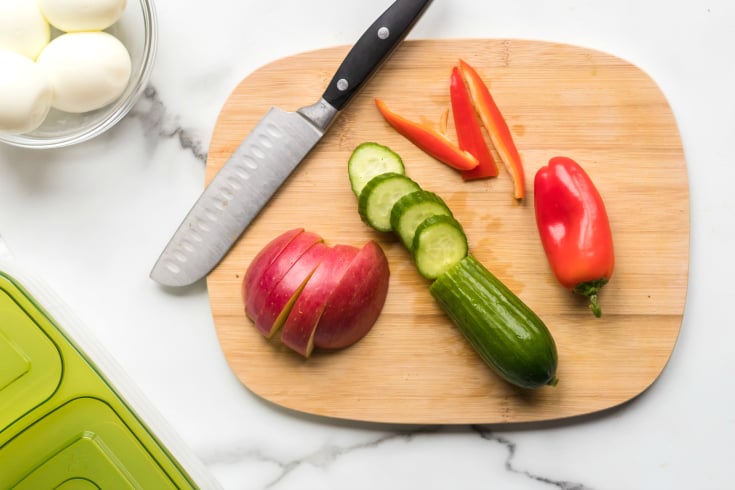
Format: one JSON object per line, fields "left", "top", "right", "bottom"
{"left": 313, "top": 240, "right": 390, "bottom": 350}
{"left": 244, "top": 230, "right": 323, "bottom": 324}
{"left": 280, "top": 244, "right": 360, "bottom": 357}
{"left": 254, "top": 242, "right": 329, "bottom": 338}
{"left": 242, "top": 227, "right": 303, "bottom": 307}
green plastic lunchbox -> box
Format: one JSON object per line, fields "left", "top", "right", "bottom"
{"left": 0, "top": 243, "right": 221, "bottom": 489}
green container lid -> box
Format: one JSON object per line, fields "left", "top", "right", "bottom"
{"left": 0, "top": 266, "right": 220, "bottom": 489}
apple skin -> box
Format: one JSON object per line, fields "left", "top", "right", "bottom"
{"left": 254, "top": 242, "right": 329, "bottom": 338}
{"left": 280, "top": 244, "right": 360, "bottom": 357}
{"left": 313, "top": 240, "right": 390, "bottom": 350}
{"left": 244, "top": 230, "right": 323, "bottom": 325}
{"left": 242, "top": 227, "right": 303, "bottom": 311}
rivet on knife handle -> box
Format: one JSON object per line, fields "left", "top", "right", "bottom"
{"left": 150, "top": 0, "right": 433, "bottom": 287}
{"left": 321, "top": 0, "right": 433, "bottom": 111}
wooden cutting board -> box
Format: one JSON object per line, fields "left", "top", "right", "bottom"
{"left": 205, "top": 39, "right": 689, "bottom": 424}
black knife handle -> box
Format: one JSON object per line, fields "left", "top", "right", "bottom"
{"left": 322, "top": 0, "right": 433, "bottom": 111}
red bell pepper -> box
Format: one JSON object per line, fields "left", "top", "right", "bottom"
{"left": 458, "top": 59, "right": 525, "bottom": 200}
{"left": 449, "top": 66, "right": 499, "bottom": 180}
{"left": 534, "top": 156, "right": 615, "bottom": 317}
{"left": 375, "top": 98, "right": 478, "bottom": 172}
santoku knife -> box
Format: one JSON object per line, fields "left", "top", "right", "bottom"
{"left": 150, "top": 0, "right": 433, "bottom": 287}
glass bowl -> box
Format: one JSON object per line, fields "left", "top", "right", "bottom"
{"left": 0, "top": 0, "right": 157, "bottom": 149}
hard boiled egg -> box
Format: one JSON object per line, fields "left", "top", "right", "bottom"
{"left": 0, "top": 49, "right": 52, "bottom": 134}
{"left": 37, "top": 32, "right": 132, "bottom": 113}
{"left": 0, "top": 0, "right": 50, "bottom": 60}
{"left": 36, "top": 0, "right": 128, "bottom": 32}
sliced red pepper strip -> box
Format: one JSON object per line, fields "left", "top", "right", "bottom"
{"left": 458, "top": 59, "right": 525, "bottom": 199}
{"left": 534, "top": 156, "right": 615, "bottom": 317}
{"left": 449, "top": 66, "right": 499, "bottom": 180}
{"left": 375, "top": 98, "right": 478, "bottom": 172}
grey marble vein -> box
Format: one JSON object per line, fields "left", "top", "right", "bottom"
{"left": 203, "top": 425, "right": 594, "bottom": 489}
{"left": 201, "top": 428, "right": 437, "bottom": 489}
{"left": 130, "top": 85, "right": 208, "bottom": 163}
{"left": 471, "top": 425, "right": 592, "bottom": 490}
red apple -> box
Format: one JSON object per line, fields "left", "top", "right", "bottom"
{"left": 313, "top": 240, "right": 390, "bottom": 350}
{"left": 244, "top": 230, "right": 323, "bottom": 324}
{"left": 242, "top": 227, "right": 303, "bottom": 309}
{"left": 254, "top": 242, "right": 329, "bottom": 337}
{"left": 280, "top": 244, "right": 360, "bottom": 357}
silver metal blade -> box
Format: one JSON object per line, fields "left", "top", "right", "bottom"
{"left": 150, "top": 107, "right": 324, "bottom": 287}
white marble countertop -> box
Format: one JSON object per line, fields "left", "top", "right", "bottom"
{"left": 2, "top": 0, "right": 734, "bottom": 488}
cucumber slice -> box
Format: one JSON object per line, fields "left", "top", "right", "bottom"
{"left": 358, "top": 173, "right": 421, "bottom": 232}
{"left": 348, "top": 142, "right": 405, "bottom": 197}
{"left": 390, "top": 190, "right": 454, "bottom": 250}
{"left": 412, "top": 214, "right": 468, "bottom": 280}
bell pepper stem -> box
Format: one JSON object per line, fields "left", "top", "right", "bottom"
{"left": 573, "top": 278, "right": 608, "bottom": 318}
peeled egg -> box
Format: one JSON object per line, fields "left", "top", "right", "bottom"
{"left": 37, "top": 32, "right": 132, "bottom": 114}
{"left": 0, "top": 0, "right": 50, "bottom": 60}
{"left": 0, "top": 49, "right": 53, "bottom": 134}
{"left": 36, "top": 0, "right": 127, "bottom": 32}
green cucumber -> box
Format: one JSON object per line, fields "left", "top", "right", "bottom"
{"left": 412, "top": 215, "right": 468, "bottom": 280}
{"left": 390, "top": 190, "right": 454, "bottom": 250}
{"left": 348, "top": 142, "right": 405, "bottom": 197}
{"left": 430, "top": 255, "right": 559, "bottom": 389}
{"left": 346, "top": 142, "right": 559, "bottom": 389}
{"left": 358, "top": 173, "right": 421, "bottom": 232}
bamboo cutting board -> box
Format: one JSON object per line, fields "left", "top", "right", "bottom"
{"left": 205, "top": 39, "right": 689, "bottom": 424}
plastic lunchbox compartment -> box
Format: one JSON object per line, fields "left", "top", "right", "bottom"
{"left": 0, "top": 243, "right": 222, "bottom": 489}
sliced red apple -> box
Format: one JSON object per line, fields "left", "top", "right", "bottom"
{"left": 280, "top": 244, "right": 360, "bottom": 357}
{"left": 242, "top": 227, "right": 303, "bottom": 307}
{"left": 313, "top": 240, "right": 390, "bottom": 350}
{"left": 244, "top": 230, "right": 323, "bottom": 324}
{"left": 254, "top": 242, "right": 329, "bottom": 338}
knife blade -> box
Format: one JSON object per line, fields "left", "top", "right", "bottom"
{"left": 150, "top": 0, "right": 433, "bottom": 287}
